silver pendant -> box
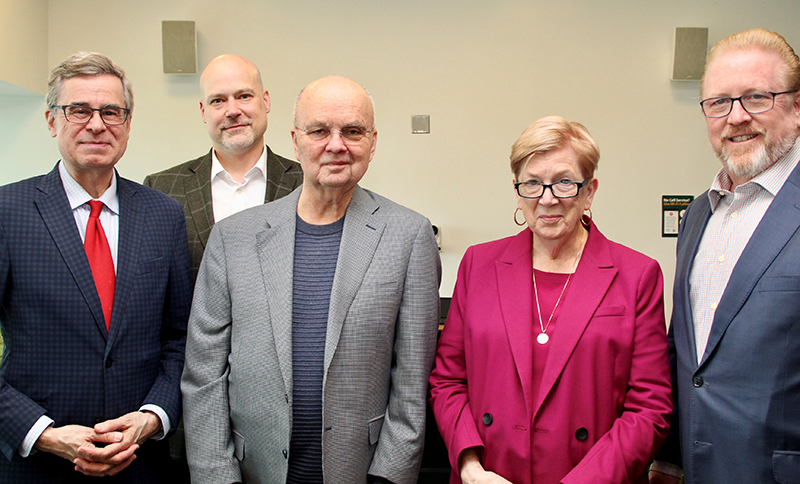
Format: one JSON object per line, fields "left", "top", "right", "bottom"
{"left": 536, "top": 332, "right": 549, "bottom": 345}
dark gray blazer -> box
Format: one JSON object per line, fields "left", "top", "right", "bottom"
{"left": 144, "top": 146, "right": 302, "bottom": 281}
{"left": 661, "top": 159, "right": 800, "bottom": 483}
{"left": 181, "top": 186, "right": 441, "bottom": 484}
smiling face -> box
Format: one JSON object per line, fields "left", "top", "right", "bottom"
{"left": 291, "top": 76, "right": 377, "bottom": 196}
{"left": 516, "top": 145, "right": 597, "bottom": 244}
{"left": 703, "top": 48, "right": 800, "bottom": 186}
{"left": 199, "top": 55, "right": 270, "bottom": 155}
{"left": 46, "top": 74, "right": 131, "bottom": 180}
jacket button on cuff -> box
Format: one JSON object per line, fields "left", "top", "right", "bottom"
{"left": 482, "top": 413, "right": 493, "bottom": 426}
{"left": 282, "top": 449, "right": 288, "bottom": 459}
{"left": 692, "top": 376, "right": 704, "bottom": 387}
{"left": 575, "top": 427, "right": 589, "bottom": 441}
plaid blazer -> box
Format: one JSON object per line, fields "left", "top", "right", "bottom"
{"left": 144, "top": 146, "right": 302, "bottom": 281}
{"left": 0, "top": 165, "right": 192, "bottom": 483}
{"left": 181, "top": 186, "right": 442, "bottom": 484}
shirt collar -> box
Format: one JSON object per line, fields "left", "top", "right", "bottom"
{"left": 210, "top": 145, "right": 267, "bottom": 183}
{"left": 58, "top": 160, "right": 119, "bottom": 214}
{"left": 707, "top": 137, "right": 800, "bottom": 211}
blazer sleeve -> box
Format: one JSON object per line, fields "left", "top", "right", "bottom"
{"left": 428, "top": 246, "right": 486, "bottom": 472}
{"left": 563, "top": 258, "right": 673, "bottom": 483}
{"left": 140, "top": 204, "right": 192, "bottom": 427}
{"left": 368, "top": 217, "right": 442, "bottom": 484}
{"left": 0, "top": 221, "right": 48, "bottom": 461}
{"left": 181, "top": 225, "right": 242, "bottom": 484}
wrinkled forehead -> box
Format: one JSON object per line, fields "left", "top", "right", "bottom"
{"left": 296, "top": 80, "right": 374, "bottom": 128}
{"left": 59, "top": 74, "right": 126, "bottom": 106}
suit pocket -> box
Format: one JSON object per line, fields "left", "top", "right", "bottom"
{"left": 232, "top": 430, "right": 245, "bottom": 461}
{"left": 368, "top": 414, "right": 385, "bottom": 446}
{"left": 759, "top": 276, "right": 800, "bottom": 292}
{"left": 593, "top": 305, "right": 626, "bottom": 317}
{"left": 137, "top": 256, "right": 166, "bottom": 275}
{"left": 774, "top": 450, "right": 800, "bottom": 484}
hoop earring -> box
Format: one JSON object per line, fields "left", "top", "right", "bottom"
{"left": 581, "top": 207, "right": 593, "bottom": 228}
{"left": 514, "top": 207, "right": 526, "bottom": 226}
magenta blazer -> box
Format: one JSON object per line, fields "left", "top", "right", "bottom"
{"left": 429, "top": 223, "right": 672, "bottom": 484}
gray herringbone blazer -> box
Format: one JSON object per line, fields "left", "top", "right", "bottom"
{"left": 181, "top": 186, "right": 441, "bottom": 484}
{"left": 143, "top": 146, "right": 302, "bottom": 281}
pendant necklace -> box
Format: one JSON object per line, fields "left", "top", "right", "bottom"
{"left": 532, "top": 233, "right": 585, "bottom": 345}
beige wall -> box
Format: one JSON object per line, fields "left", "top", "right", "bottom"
{"left": 2, "top": 0, "right": 800, "bottom": 318}
{"left": 0, "top": 0, "right": 48, "bottom": 94}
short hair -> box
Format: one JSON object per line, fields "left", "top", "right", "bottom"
{"left": 46, "top": 52, "right": 133, "bottom": 113}
{"left": 510, "top": 116, "right": 599, "bottom": 180}
{"left": 700, "top": 28, "right": 800, "bottom": 96}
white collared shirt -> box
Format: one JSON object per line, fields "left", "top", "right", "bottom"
{"left": 210, "top": 146, "right": 267, "bottom": 222}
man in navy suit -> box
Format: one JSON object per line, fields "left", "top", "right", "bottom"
{"left": 650, "top": 29, "right": 800, "bottom": 483}
{"left": 0, "top": 52, "right": 192, "bottom": 483}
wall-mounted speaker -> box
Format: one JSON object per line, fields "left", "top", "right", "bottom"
{"left": 672, "top": 27, "right": 708, "bottom": 81}
{"left": 162, "top": 21, "right": 197, "bottom": 74}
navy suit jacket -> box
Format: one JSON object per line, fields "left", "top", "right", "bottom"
{"left": 0, "top": 164, "right": 192, "bottom": 483}
{"left": 661, "top": 160, "right": 800, "bottom": 483}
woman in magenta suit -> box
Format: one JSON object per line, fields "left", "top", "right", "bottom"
{"left": 429, "top": 116, "right": 672, "bottom": 484}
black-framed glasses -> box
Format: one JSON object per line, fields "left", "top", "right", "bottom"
{"left": 54, "top": 105, "right": 130, "bottom": 125}
{"left": 294, "top": 125, "right": 373, "bottom": 143}
{"left": 699, "top": 90, "right": 797, "bottom": 118}
{"left": 515, "top": 179, "right": 590, "bottom": 199}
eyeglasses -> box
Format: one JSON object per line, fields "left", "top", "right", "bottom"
{"left": 699, "top": 90, "right": 797, "bottom": 118}
{"left": 515, "top": 179, "right": 590, "bottom": 199}
{"left": 294, "top": 125, "right": 373, "bottom": 144}
{"left": 54, "top": 105, "right": 130, "bottom": 125}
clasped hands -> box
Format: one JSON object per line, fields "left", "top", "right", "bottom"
{"left": 34, "top": 410, "right": 161, "bottom": 477}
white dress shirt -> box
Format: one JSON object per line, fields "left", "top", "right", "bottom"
{"left": 210, "top": 146, "right": 268, "bottom": 222}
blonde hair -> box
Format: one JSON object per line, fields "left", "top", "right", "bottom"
{"left": 700, "top": 28, "right": 800, "bottom": 96}
{"left": 510, "top": 116, "right": 599, "bottom": 180}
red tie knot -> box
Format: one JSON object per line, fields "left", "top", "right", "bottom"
{"left": 88, "top": 200, "right": 104, "bottom": 218}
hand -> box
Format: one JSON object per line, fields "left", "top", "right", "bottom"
{"left": 459, "top": 448, "right": 514, "bottom": 484}
{"left": 73, "top": 411, "right": 161, "bottom": 477}
{"left": 649, "top": 469, "right": 681, "bottom": 484}
{"left": 34, "top": 424, "right": 127, "bottom": 475}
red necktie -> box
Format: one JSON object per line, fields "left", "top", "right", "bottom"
{"left": 85, "top": 200, "right": 115, "bottom": 330}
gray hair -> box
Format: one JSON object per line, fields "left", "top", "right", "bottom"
{"left": 47, "top": 52, "right": 133, "bottom": 113}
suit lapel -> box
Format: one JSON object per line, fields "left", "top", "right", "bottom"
{"left": 532, "top": 224, "right": 616, "bottom": 417}
{"left": 702, "top": 171, "right": 800, "bottom": 365}
{"left": 324, "top": 187, "right": 384, "bottom": 375}
{"left": 108, "top": 176, "right": 144, "bottom": 344}
{"left": 256, "top": 191, "right": 300, "bottom": 395}
{"left": 184, "top": 151, "right": 215, "bottom": 248}
{"left": 496, "top": 230, "right": 536, "bottom": 412}
{"left": 675, "top": 194, "right": 712, "bottom": 367}
{"left": 34, "top": 166, "right": 108, "bottom": 338}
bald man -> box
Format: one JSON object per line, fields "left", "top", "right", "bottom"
{"left": 181, "top": 76, "right": 441, "bottom": 484}
{"left": 145, "top": 54, "right": 302, "bottom": 280}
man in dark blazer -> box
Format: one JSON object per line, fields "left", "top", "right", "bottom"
{"left": 650, "top": 29, "right": 800, "bottom": 484}
{"left": 182, "top": 76, "right": 441, "bottom": 484}
{"left": 144, "top": 54, "right": 302, "bottom": 280}
{"left": 0, "top": 52, "right": 192, "bottom": 483}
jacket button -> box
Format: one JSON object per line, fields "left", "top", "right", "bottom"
{"left": 105, "top": 359, "right": 114, "bottom": 368}
{"left": 482, "top": 413, "right": 493, "bottom": 426}
{"left": 575, "top": 427, "right": 589, "bottom": 441}
{"left": 93, "top": 416, "right": 103, "bottom": 425}
{"left": 692, "top": 376, "right": 704, "bottom": 387}
{"left": 282, "top": 449, "right": 288, "bottom": 459}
